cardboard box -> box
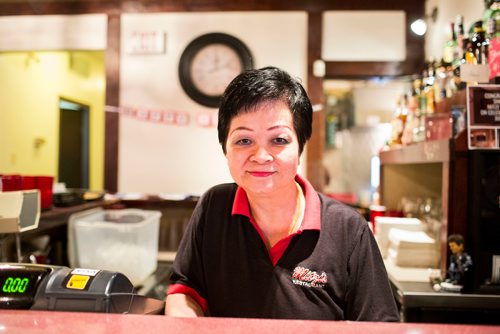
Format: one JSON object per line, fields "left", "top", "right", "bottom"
{"left": 0, "top": 190, "right": 40, "bottom": 233}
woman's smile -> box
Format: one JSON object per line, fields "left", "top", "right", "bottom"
{"left": 247, "top": 171, "right": 276, "bottom": 177}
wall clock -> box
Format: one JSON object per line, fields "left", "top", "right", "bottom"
{"left": 178, "top": 32, "right": 254, "bottom": 108}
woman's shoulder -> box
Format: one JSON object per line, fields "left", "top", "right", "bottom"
{"left": 197, "top": 183, "right": 238, "bottom": 207}
{"left": 317, "top": 193, "right": 373, "bottom": 254}
{"left": 190, "top": 183, "right": 238, "bottom": 227}
{"left": 318, "top": 193, "right": 368, "bottom": 227}
{"left": 204, "top": 182, "right": 238, "bottom": 197}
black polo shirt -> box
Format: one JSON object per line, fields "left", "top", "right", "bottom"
{"left": 167, "top": 175, "right": 399, "bottom": 321}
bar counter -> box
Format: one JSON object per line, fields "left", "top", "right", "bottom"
{"left": 1, "top": 310, "right": 499, "bottom": 334}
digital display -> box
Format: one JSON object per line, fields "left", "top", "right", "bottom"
{"left": 0, "top": 266, "right": 49, "bottom": 309}
{"left": 2, "top": 277, "right": 30, "bottom": 293}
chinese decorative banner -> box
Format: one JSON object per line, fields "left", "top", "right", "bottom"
{"left": 105, "top": 105, "right": 218, "bottom": 128}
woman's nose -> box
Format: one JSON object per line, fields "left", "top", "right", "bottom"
{"left": 250, "top": 146, "right": 273, "bottom": 163}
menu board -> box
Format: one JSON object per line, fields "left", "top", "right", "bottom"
{"left": 467, "top": 85, "right": 500, "bottom": 150}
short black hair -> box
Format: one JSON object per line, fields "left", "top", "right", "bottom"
{"left": 448, "top": 234, "right": 465, "bottom": 245}
{"left": 217, "top": 66, "right": 313, "bottom": 154}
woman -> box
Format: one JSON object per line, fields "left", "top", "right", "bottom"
{"left": 165, "top": 66, "right": 399, "bottom": 321}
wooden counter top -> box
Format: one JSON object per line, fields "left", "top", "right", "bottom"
{"left": 40, "top": 199, "right": 118, "bottom": 220}
{"left": 1, "top": 310, "right": 499, "bottom": 334}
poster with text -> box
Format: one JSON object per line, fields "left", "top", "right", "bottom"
{"left": 467, "top": 85, "right": 500, "bottom": 150}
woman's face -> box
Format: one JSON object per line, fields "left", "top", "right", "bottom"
{"left": 225, "top": 100, "right": 300, "bottom": 197}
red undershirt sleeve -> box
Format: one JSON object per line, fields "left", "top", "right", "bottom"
{"left": 167, "top": 283, "right": 208, "bottom": 313}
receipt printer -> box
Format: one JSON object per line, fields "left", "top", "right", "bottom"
{"left": 0, "top": 263, "right": 165, "bottom": 314}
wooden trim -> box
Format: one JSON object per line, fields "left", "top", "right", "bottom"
{"left": 325, "top": 60, "right": 422, "bottom": 78}
{"left": 440, "top": 160, "right": 450, "bottom": 276}
{"left": 306, "top": 11, "right": 325, "bottom": 191}
{"left": 0, "top": 0, "right": 425, "bottom": 15}
{"left": 104, "top": 14, "right": 120, "bottom": 193}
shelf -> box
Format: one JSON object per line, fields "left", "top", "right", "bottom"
{"left": 435, "top": 89, "right": 467, "bottom": 114}
{"left": 379, "top": 139, "right": 450, "bottom": 165}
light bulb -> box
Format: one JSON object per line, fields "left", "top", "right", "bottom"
{"left": 411, "top": 19, "right": 427, "bottom": 36}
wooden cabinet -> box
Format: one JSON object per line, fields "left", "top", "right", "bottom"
{"left": 380, "top": 90, "right": 500, "bottom": 293}
{"left": 379, "top": 91, "right": 469, "bottom": 276}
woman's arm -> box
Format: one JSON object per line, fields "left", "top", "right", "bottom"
{"left": 165, "top": 293, "right": 204, "bottom": 317}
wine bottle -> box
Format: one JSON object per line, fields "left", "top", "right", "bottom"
{"left": 470, "top": 20, "right": 489, "bottom": 64}
{"left": 443, "top": 22, "right": 458, "bottom": 64}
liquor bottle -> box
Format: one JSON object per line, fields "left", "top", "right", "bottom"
{"left": 455, "top": 16, "right": 465, "bottom": 65}
{"left": 413, "top": 70, "right": 428, "bottom": 143}
{"left": 443, "top": 22, "right": 458, "bottom": 64}
{"left": 453, "top": 37, "right": 474, "bottom": 90}
{"left": 470, "top": 20, "right": 489, "bottom": 64}
{"left": 401, "top": 90, "right": 418, "bottom": 146}
{"left": 433, "top": 60, "right": 445, "bottom": 103}
{"left": 464, "top": 38, "right": 476, "bottom": 64}
{"left": 410, "top": 79, "right": 424, "bottom": 143}
{"left": 390, "top": 94, "right": 408, "bottom": 146}
{"left": 419, "top": 68, "right": 428, "bottom": 115}
{"left": 425, "top": 62, "right": 436, "bottom": 114}
{"left": 452, "top": 20, "right": 469, "bottom": 91}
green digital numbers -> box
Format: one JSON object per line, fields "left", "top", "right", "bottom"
{"left": 2, "top": 277, "right": 30, "bottom": 294}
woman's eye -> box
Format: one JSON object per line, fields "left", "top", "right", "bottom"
{"left": 235, "top": 138, "right": 252, "bottom": 145}
{"left": 273, "top": 137, "right": 289, "bottom": 145}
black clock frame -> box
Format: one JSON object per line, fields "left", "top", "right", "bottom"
{"left": 178, "top": 32, "right": 254, "bottom": 108}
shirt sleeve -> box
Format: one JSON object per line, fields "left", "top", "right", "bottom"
{"left": 167, "top": 193, "right": 209, "bottom": 313}
{"left": 345, "top": 219, "right": 400, "bottom": 322}
{"left": 167, "top": 283, "right": 208, "bottom": 312}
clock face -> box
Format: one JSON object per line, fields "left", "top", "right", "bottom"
{"left": 179, "top": 33, "right": 254, "bottom": 108}
{"left": 190, "top": 44, "right": 244, "bottom": 97}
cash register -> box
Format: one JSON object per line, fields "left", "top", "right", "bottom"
{"left": 0, "top": 263, "right": 165, "bottom": 314}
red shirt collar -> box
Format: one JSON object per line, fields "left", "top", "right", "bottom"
{"left": 231, "top": 174, "right": 321, "bottom": 231}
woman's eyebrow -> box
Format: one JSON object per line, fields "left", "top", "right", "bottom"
{"left": 229, "top": 124, "right": 292, "bottom": 136}
{"left": 268, "top": 125, "right": 292, "bottom": 131}
{"left": 229, "top": 126, "right": 253, "bottom": 135}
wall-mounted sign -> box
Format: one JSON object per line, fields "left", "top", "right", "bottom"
{"left": 126, "top": 31, "right": 166, "bottom": 55}
{"left": 461, "top": 64, "right": 490, "bottom": 84}
{"left": 467, "top": 85, "right": 500, "bottom": 150}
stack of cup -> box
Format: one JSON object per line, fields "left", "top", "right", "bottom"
{"left": 35, "top": 176, "right": 54, "bottom": 210}
{"left": 0, "top": 174, "right": 54, "bottom": 210}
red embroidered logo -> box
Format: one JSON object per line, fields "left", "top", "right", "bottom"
{"left": 291, "top": 266, "right": 327, "bottom": 288}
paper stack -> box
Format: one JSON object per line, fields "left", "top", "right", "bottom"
{"left": 387, "top": 228, "right": 439, "bottom": 268}
{"left": 374, "top": 216, "right": 426, "bottom": 258}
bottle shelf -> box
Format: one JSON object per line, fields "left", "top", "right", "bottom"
{"left": 380, "top": 139, "right": 450, "bottom": 165}
{"left": 435, "top": 89, "right": 467, "bottom": 114}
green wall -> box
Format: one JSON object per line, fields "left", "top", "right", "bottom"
{"left": 0, "top": 51, "right": 105, "bottom": 190}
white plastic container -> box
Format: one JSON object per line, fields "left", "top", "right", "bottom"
{"left": 68, "top": 208, "right": 161, "bottom": 286}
